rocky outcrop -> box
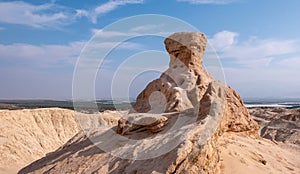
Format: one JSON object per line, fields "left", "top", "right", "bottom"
{"left": 250, "top": 108, "right": 300, "bottom": 145}
{"left": 0, "top": 108, "right": 123, "bottom": 174}
{"left": 0, "top": 108, "right": 80, "bottom": 173}
{"left": 19, "top": 32, "right": 259, "bottom": 174}
{"left": 132, "top": 32, "right": 211, "bottom": 113}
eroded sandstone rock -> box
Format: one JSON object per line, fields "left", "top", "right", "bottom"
{"left": 19, "top": 32, "right": 259, "bottom": 174}
{"left": 250, "top": 108, "right": 300, "bottom": 145}
{"left": 132, "top": 32, "right": 211, "bottom": 114}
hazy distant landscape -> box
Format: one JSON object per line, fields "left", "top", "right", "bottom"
{"left": 0, "top": 100, "right": 133, "bottom": 113}
{"left": 1, "top": 99, "right": 299, "bottom": 112}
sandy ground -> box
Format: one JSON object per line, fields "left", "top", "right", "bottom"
{"left": 0, "top": 108, "right": 299, "bottom": 173}
{"left": 218, "top": 132, "right": 300, "bottom": 174}
{"left": 0, "top": 108, "right": 123, "bottom": 174}
{"left": 0, "top": 108, "right": 81, "bottom": 174}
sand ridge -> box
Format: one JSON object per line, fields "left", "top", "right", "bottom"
{"left": 0, "top": 108, "right": 80, "bottom": 174}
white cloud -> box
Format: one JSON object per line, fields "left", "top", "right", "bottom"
{"left": 0, "top": 42, "right": 85, "bottom": 67}
{"left": 89, "top": 41, "right": 144, "bottom": 50}
{"left": 91, "top": 29, "right": 133, "bottom": 37}
{"left": 274, "top": 57, "right": 300, "bottom": 69}
{"left": 208, "top": 31, "right": 300, "bottom": 98}
{"left": 0, "top": 1, "right": 75, "bottom": 28}
{"left": 130, "top": 24, "right": 163, "bottom": 32}
{"left": 0, "top": 1, "right": 145, "bottom": 28}
{"left": 0, "top": 40, "right": 145, "bottom": 68}
{"left": 91, "top": 25, "right": 172, "bottom": 37}
{"left": 223, "top": 62, "right": 300, "bottom": 98}
{"left": 75, "top": 9, "right": 89, "bottom": 18}
{"left": 209, "top": 31, "right": 299, "bottom": 67}
{"left": 89, "top": 0, "right": 144, "bottom": 23}
{"left": 209, "top": 30, "right": 238, "bottom": 50}
{"left": 222, "top": 39, "right": 297, "bottom": 59}
{"left": 177, "top": 0, "right": 237, "bottom": 4}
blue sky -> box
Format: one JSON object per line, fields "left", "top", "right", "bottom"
{"left": 0, "top": 0, "right": 300, "bottom": 99}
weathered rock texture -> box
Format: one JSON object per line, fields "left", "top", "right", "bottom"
{"left": 19, "top": 32, "right": 259, "bottom": 174}
{"left": 132, "top": 32, "right": 211, "bottom": 113}
{"left": 250, "top": 107, "right": 300, "bottom": 145}
{"left": 0, "top": 108, "right": 80, "bottom": 173}
{"left": 0, "top": 108, "right": 123, "bottom": 174}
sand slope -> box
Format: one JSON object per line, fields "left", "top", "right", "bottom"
{"left": 17, "top": 123, "right": 300, "bottom": 174}
{"left": 0, "top": 108, "right": 81, "bottom": 173}
{"left": 218, "top": 132, "right": 300, "bottom": 174}
{"left": 0, "top": 107, "right": 298, "bottom": 174}
{"left": 17, "top": 121, "right": 300, "bottom": 174}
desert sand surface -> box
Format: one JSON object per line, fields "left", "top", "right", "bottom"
{"left": 218, "top": 132, "right": 300, "bottom": 174}
{"left": 218, "top": 108, "right": 300, "bottom": 174}
{"left": 0, "top": 108, "right": 80, "bottom": 174}
{"left": 12, "top": 108, "right": 299, "bottom": 174}
{"left": 12, "top": 108, "right": 298, "bottom": 174}
{"left": 1, "top": 107, "right": 298, "bottom": 174}
{"left": 0, "top": 108, "right": 124, "bottom": 174}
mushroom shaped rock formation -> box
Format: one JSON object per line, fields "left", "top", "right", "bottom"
{"left": 132, "top": 32, "right": 211, "bottom": 113}
{"left": 19, "top": 32, "right": 259, "bottom": 174}
{"left": 126, "top": 32, "right": 258, "bottom": 134}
